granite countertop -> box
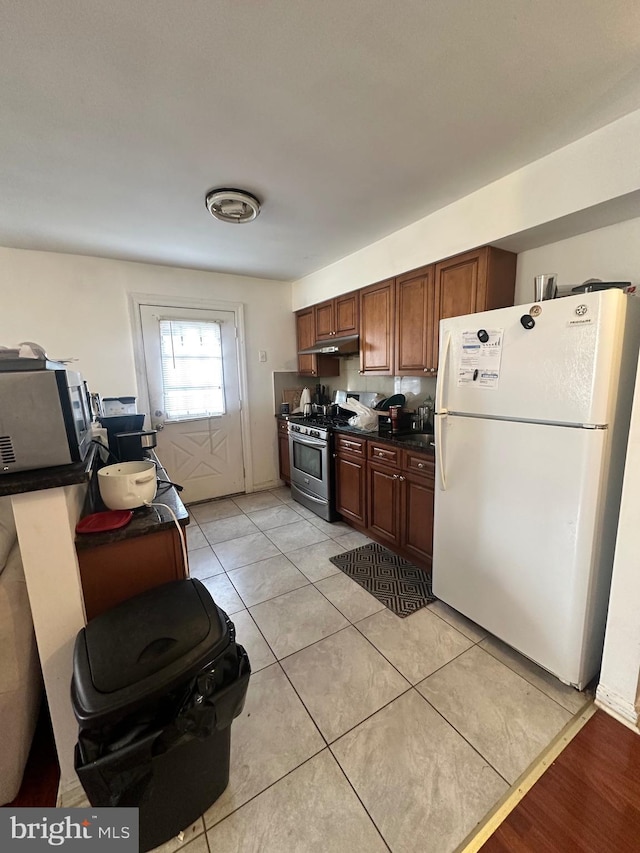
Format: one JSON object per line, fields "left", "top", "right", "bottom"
{"left": 75, "top": 452, "right": 189, "bottom": 550}
{"left": 332, "top": 425, "right": 435, "bottom": 455}
{"left": 0, "top": 443, "right": 97, "bottom": 497}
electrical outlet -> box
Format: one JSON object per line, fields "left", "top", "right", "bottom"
{"left": 258, "top": 350, "right": 267, "bottom": 363}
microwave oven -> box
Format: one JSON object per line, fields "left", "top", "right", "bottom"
{"left": 0, "top": 361, "right": 93, "bottom": 474}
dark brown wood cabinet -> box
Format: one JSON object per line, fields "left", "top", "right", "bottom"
{"left": 78, "top": 528, "right": 187, "bottom": 621}
{"left": 395, "top": 264, "right": 436, "bottom": 376}
{"left": 295, "top": 307, "right": 340, "bottom": 377}
{"left": 332, "top": 434, "right": 435, "bottom": 569}
{"left": 401, "top": 451, "right": 435, "bottom": 570}
{"left": 432, "top": 246, "right": 516, "bottom": 370}
{"left": 359, "top": 278, "right": 395, "bottom": 375}
{"left": 277, "top": 418, "right": 290, "bottom": 483}
{"left": 334, "top": 434, "right": 367, "bottom": 526}
{"left": 367, "top": 459, "right": 402, "bottom": 548}
{"left": 315, "top": 292, "right": 359, "bottom": 341}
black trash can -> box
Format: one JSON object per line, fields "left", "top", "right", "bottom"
{"left": 71, "top": 578, "right": 250, "bottom": 852}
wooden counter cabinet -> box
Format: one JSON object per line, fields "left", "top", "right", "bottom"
{"left": 401, "top": 451, "right": 435, "bottom": 570}
{"left": 334, "top": 434, "right": 367, "bottom": 527}
{"left": 78, "top": 526, "right": 188, "bottom": 621}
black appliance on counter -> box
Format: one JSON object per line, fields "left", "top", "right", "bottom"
{"left": 115, "top": 430, "right": 158, "bottom": 462}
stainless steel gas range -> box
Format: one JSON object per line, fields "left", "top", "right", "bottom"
{"left": 288, "top": 414, "right": 349, "bottom": 521}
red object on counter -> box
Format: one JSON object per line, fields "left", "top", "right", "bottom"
{"left": 76, "top": 510, "right": 133, "bottom": 534}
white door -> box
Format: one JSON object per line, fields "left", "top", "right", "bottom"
{"left": 438, "top": 290, "right": 626, "bottom": 425}
{"left": 140, "top": 305, "right": 245, "bottom": 504}
{"left": 433, "top": 413, "right": 607, "bottom": 687}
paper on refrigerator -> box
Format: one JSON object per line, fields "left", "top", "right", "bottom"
{"left": 457, "top": 329, "right": 504, "bottom": 388}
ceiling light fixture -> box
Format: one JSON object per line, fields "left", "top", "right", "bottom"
{"left": 205, "top": 188, "right": 261, "bottom": 224}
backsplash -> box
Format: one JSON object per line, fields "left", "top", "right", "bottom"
{"left": 272, "top": 361, "right": 437, "bottom": 412}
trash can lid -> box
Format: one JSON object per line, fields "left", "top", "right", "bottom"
{"left": 80, "top": 578, "right": 228, "bottom": 695}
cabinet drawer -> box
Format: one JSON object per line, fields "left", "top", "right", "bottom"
{"left": 403, "top": 451, "right": 434, "bottom": 477}
{"left": 368, "top": 443, "right": 399, "bottom": 466}
{"left": 336, "top": 434, "right": 366, "bottom": 456}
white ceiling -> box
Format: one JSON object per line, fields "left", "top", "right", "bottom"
{"left": 1, "top": 0, "right": 640, "bottom": 281}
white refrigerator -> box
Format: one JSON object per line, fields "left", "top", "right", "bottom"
{"left": 433, "top": 289, "right": 640, "bottom": 689}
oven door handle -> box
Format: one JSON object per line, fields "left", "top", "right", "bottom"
{"left": 292, "top": 487, "right": 327, "bottom": 504}
{"left": 290, "top": 435, "right": 326, "bottom": 448}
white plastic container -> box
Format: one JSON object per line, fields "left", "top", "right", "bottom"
{"left": 102, "top": 396, "right": 137, "bottom": 416}
{"left": 98, "top": 460, "right": 157, "bottom": 510}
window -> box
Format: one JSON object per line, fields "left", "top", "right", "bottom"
{"left": 159, "top": 319, "right": 226, "bottom": 420}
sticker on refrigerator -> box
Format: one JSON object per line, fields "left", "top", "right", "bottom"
{"left": 457, "top": 329, "right": 504, "bottom": 389}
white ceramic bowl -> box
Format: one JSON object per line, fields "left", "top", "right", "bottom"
{"left": 98, "top": 460, "right": 157, "bottom": 510}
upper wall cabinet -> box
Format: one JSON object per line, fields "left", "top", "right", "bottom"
{"left": 432, "top": 246, "right": 516, "bottom": 370}
{"left": 360, "top": 278, "right": 396, "bottom": 375}
{"left": 315, "top": 292, "right": 359, "bottom": 341}
{"left": 295, "top": 308, "right": 340, "bottom": 377}
{"left": 395, "top": 264, "right": 436, "bottom": 377}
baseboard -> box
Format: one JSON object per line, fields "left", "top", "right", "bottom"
{"left": 595, "top": 684, "right": 639, "bottom": 732}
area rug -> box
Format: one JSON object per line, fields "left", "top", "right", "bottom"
{"left": 329, "top": 543, "right": 435, "bottom": 618}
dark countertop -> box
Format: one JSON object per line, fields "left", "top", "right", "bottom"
{"left": 276, "top": 414, "right": 434, "bottom": 456}
{"left": 0, "top": 443, "right": 97, "bottom": 497}
{"left": 332, "top": 425, "right": 435, "bottom": 455}
{"left": 75, "top": 451, "right": 189, "bottom": 550}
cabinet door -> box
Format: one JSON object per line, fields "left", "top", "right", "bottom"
{"left": 277, "top": 421, "right": 290, "bottom": 483}
{"left": 395, "top": 265, "right": 435, "bottom": 375}
{"left": 335, "top": 292, "right": 359, "bottom": 336}
{"left": 296, "top": 308, "right": 341, "bottom": 378}
{"left": 360, "top": 278, "right": 395, "bottom": 374}
{"left": 296, "top": 308, "right": 317, "bottom": 375}
{"left": 367, "top": 460, "right": 401, "bottom": 547}
{"left": 432, "top": 249, "right": 488, "bottom": 370}
{"left": 315, "top": 300, "right": 335, "bottom": 341}
{"left": 335, "top": 453, "right": 367, "bottom": 526}
{"left": 401, "top": 471, "right": 434, "bottom": 569}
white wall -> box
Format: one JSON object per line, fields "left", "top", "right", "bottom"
{"left": 292, "top": 108, "right": 640, "bottom": 309}
{"left": 0, "top": 247, "right": 295, "bottom": 489}
{"left": 597, "top": 355, "right": 640, "bottom": 729}
{"left": 514, "top": 217, "right": 640, "bottom": 304}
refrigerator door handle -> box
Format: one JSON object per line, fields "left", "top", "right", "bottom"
{"left": 436, "top": 414, "right": 447, "bottom": 491}
{"left": 436, "top": 330, "right": 451, "bottom": 415}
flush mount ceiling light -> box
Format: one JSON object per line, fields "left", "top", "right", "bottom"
{"left": 205, "top": 188, "right": 261, "bottom": 224}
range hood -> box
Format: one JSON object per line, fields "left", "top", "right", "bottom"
{"left": 298, "top": 334, "right": 359, "bottom": 356}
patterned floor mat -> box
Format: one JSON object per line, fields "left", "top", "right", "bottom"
{"left": 329, "top": 543, "right": 435, "bottom": 618}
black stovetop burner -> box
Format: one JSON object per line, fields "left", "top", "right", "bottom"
{"left": 298, "top": 413, "right": 351, "bottom": 428}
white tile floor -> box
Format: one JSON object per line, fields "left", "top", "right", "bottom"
{"left": 62, "top": 487, "right": 591, "bottom": 853}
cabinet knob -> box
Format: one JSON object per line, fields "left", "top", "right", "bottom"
{"left": 417, "top": 462, "right": 424, "bottom": 469}
{"left": 378, "top": 452, "right": 384, "bottom": 457}
{"left": 399, "top": 475, "right": 406, "bottom": 481}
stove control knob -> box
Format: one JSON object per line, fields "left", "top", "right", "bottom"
{"left": 311, "top": 430, "right": 320, "bottom": 438}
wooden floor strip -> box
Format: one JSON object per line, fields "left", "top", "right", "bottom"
{"left": 456, "top": 702, "right": 596, "bottom": 853}
{"left": 475, "top": 708, "right": 640, "bottom": 853}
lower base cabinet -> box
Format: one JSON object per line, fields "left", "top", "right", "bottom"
{"left": 334, "top": 434, "right": 367, "bottom": 526}
{"left": 402, "top": 470, "right": 434, "bottom": 571}
{"left": 367, "top": 460, "right": 402, "bottom": 548}
{"left": 335, "top": 437, "right": 434, "bottom": 570}
{"left": 78, "top": 527, "right": 187, "bottom": 621}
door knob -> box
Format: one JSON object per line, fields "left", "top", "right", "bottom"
{"left": 154, "top": 423, "right": 164, "bottom": 430}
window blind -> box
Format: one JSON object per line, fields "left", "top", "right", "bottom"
{"left": 159, "top": 319, "right": 226, "bottom": 420}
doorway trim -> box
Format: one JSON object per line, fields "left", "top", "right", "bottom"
{"left": 129, "top": 291, "right": 254, "bottom": 495}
